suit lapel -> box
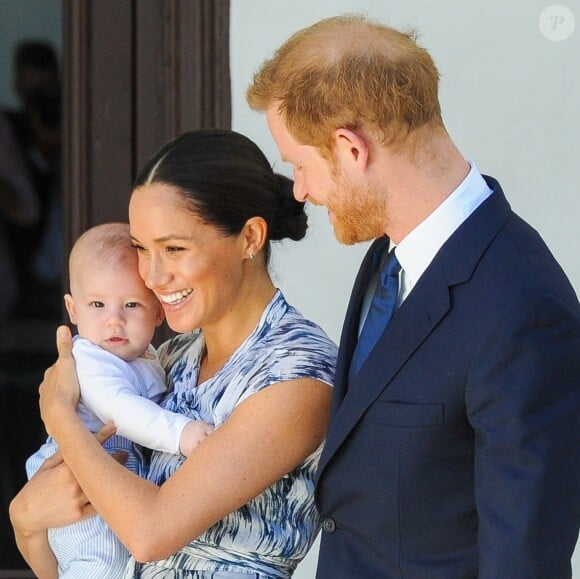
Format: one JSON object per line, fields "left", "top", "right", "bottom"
{"left": 320, "top": 265, "right": 451, "bottom": 471}
{"left": 330, "top": 237, "right": 389, "bottom": 415}
{"left": 318, "top": 179, "right": 512, "bottom": 479}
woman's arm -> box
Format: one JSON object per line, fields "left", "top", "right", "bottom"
{"left": 9, "top": 423, "right": 119, "bottom": 573}
{"left": 40, "top": 326, "right": 332, "bottom": 562}
{"left": 9, "top": 453, "right": 91, "bottom": 579}
{"left": 9, "top": 454, "right": 96, "bottom": 533}
{"left": 12, "top": 527, "right": 57, "bottom": 579}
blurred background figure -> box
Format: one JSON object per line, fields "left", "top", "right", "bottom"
{"left": 0, "top": 40, "right": 62, "bottom": 321}
{"left": 0, "top": 38, "right": 62, "bottom": 571}
{"left": 0, "top": 111, "right": 39, "bottom": 318}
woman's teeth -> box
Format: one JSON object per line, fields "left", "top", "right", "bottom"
{"left": 159, "top": 288, "right": 193, "bottom": 305}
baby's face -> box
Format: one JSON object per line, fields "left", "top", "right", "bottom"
{"left": 66, "top": 261, "right": 164, "bottom": 362}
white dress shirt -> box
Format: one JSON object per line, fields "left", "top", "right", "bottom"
{"left": 359, "top": 163, "right": 492, "bottom": 332}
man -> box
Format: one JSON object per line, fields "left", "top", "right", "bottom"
{"left": 247, "top": 15, "right": 579, "bottom": 579}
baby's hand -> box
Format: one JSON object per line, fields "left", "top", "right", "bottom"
{"left": 179, "top": 420, "right": 215, "bottom": 456}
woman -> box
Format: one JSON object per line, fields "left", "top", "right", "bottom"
{"left": 10, "top": 129, "right": 337, "bottom": 578}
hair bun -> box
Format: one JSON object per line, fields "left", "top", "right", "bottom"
{"left": 269, "top": 174, "right": 308, "bottom": 241}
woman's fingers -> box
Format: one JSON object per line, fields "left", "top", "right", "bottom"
{"left": 96, "top": 424, "right": 128, "bottom": 464}
{"left": 39, "top": 326, "right": 81, "bottom": 433}
{"left": 94, "top": 422, "right": 117, "bottom": 445}
{"left": 38, "top": 450, "right": 64, "bottom": 471}
{"left": 55, "top": 325, "right": 74, "bottom": 358}
{"left": 111, "top": 450, "right": 129, "bottom": 466}
{"left": 78, "top": 502, "right": 98, "bottom": 520}
{"left": 38, "top": 424, "right": 117, "bottom": 472}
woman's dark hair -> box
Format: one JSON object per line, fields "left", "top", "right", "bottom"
{"left": 134, "top": 129, "right": 307, "bottom": 262}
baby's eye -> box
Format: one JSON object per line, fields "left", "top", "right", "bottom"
{"left": 125, "top": 302, "right": 140, "bottom": 309}
{"left": 90, "top": 301, "right": 104, "bottom": 308}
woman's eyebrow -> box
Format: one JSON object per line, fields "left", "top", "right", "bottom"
{"left": 131, "top": 234, "right": 193, "bottom": 243}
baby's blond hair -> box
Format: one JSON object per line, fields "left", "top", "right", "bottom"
{"left": 68, "top": 222, "right": 137, "bottom": 294}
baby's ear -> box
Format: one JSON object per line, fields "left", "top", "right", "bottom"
{"left": 154, "top": 302, "right": 165, "bottom": 326}
{"left": 63, "top": 294, "right": 77, "bottom": 324}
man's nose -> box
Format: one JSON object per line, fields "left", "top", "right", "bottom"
{"left": 293, "top": 169, "right": 307, "bottom": 202}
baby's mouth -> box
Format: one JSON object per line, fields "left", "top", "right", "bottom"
{"left": 107, "top": 336, "right": 127, "bottom": 343}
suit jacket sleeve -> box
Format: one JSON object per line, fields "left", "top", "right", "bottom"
{"left": 466, "top": 292, "right": 580, "bottom": 577}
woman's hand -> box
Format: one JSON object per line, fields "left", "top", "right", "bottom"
{"left": 10, "top": 452, "right": 95, "bottom": 535}
{"left": 9, "top": 423, "right": 118, "bottom": 535}
{"left": 10, "top": 424, "right": 121, "bottom": 578}
{"left": 39, "top": 325, "right": 81, "bottom": 436}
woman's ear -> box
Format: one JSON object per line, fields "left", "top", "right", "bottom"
{"left": 334, "top": 128, "right": 370, "bottom": 171}
{"left": 242, "top": 216, "right": 268, "bottom": 259}
{"left": 64, "top": 294, "right": 77, "bottom": 324}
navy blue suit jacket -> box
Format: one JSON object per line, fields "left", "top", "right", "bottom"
{"left": 315, "top": 177, "right": 580, "bottom": 578}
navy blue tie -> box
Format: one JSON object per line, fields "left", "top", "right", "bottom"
{"left": 350, "top": 249, "right": 401, "bottom": 377}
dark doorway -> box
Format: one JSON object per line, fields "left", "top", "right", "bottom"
{"left": 0, "top": 0, "right": 230, "bottom": 571}
{"left": 0, "top": 1, "right": 63, "bottom": 571}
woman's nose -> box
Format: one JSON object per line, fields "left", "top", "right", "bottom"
{"left": 143, "top": 257, "right": 171, "bottom": 290}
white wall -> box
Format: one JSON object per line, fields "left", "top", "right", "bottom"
{"left": 230, "top": 1, "right": 580, "bottom": 577}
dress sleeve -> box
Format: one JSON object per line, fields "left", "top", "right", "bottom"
{"left": 236, "top": 320, "right": 337, "bottom": 409}
{"left": 267, "top": 328, "right": 337, "bottom": 387}
{"left": 74, "top": 340, "right": 192, "bottom": 455}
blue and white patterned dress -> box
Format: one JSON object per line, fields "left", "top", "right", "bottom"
{"left": 124, "top": 291, "right": 337, "bottom": 578}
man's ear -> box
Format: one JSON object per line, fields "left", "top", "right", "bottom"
{"left": 64, "top": 294, "right": 77, "bottom": 324}
{"left": 334, "top": 128, "right": 370, "bottom": 171}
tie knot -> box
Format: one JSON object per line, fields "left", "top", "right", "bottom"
{"left": 380, "top": 250, "right": 401, "bottom": 286}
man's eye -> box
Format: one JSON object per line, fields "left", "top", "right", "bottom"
{"left": 132, "top": 243, "right": 146, "bottom": 252}
{"left": 90, "top": 301, "right": 104, "bottom": 308}
{"left": 166, "top": 246, "right": 184, "bottom": 254}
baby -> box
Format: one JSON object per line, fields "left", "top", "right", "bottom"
{"left": 26, "top": 222, "right": 214, "bottom": 578}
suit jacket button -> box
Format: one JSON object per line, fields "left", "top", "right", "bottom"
{"left": 322, "top": 517, "right": 336, "bottom": 533}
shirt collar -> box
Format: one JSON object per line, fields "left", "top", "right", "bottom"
{"left": 393, "top": 162, "right": 493, "bottom": 291}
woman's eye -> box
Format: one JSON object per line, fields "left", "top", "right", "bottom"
{"left": 132, "top": 243, "right": 146, "bottom": 253}
{"left": 90, "top": 301, "right": 104, "bottom": 308}
{"left": 166, "top": 246, "right": 184, "bottom": 254}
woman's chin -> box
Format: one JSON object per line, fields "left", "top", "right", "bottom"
{"left": 164, "top": 308, "right": 198, "bottom": 334}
